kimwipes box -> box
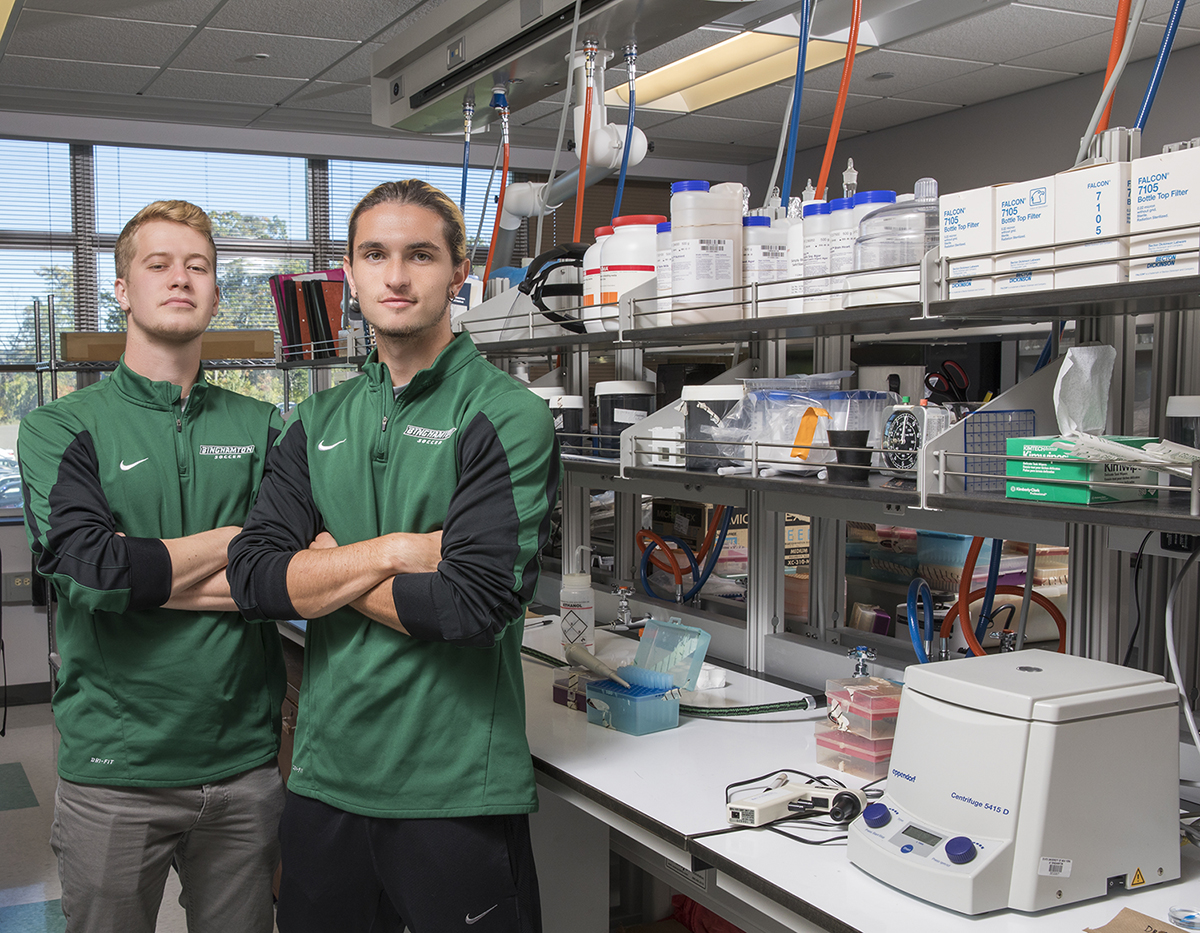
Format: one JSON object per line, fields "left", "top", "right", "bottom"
{"left": 1004, "top": 436, "right": 1158, "bottom": 505}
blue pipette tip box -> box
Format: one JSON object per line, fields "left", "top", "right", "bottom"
{"left": 585, "top": 618, "right": 711, "bottom": 735}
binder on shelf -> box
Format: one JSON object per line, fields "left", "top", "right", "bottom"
{"left": 268, "top": 268, "right": 345, "bottom": 361}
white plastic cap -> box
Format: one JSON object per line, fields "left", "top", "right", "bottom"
{"left": 913, "top": 177, "right": 938, "bottom": 201}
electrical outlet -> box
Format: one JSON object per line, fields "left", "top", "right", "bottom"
{"left": 3, "top": 570, "right": 34, "bottom": 605}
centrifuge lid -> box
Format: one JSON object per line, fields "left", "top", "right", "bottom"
{"left": 903, "top": 651, "right": 1178, "bottom": 723}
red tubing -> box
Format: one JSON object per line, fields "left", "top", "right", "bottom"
{"left": 637, "top": 505, "right": 726, "bottom": 577}
{"left": 814, "top": 0, "right": 862, "bottom": 200}
{"left": 482, "top": 137, "right": 511, "bottom": 288}
{"left": 635, "top": 529, "right": 685, "bottom": 584}
{"left": 1097, "top": 0, "right": 1132, "bottom": 133}
{"left": 573, "top": 84, "right": 594, "bottom": 243}
{"left": 940, "top": 585, "right": 1069, "bottom": 655}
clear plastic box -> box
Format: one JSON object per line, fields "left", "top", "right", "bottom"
{"left": 825, "top": 676, "right": 903, "bottom": 739}
{"left": 815, "top": 720, "right": 894, "bottom": 779}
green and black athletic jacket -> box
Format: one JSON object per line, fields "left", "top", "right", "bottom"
{"left": 228, "top": 331, "right": 560, "bottom": 819}
{"left": 18, "top": 358, "right": 286, "bottom": 787}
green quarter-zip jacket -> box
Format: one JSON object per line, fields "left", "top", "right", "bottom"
{"left": 19, "top": 357, "right": 286, "bottom": 787}
{"left": 228, "top": 331, "right": 561, "bottom": 819}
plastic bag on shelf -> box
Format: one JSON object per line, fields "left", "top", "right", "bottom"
{"left": 703, "top": 387, "right": 837, "bottom": 475}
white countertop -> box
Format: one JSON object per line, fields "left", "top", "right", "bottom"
{"left": 521, "top": 624, "right": 1200, "bottom": 933}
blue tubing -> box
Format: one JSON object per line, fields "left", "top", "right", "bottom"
{"left": 976, "top": 539, "right": 1004, "bottom": 641}
{"left": 639, "top": 534, "right": 701, "bottom": 602}
{"left": 460, "top": 133, "right": 470, "bottom": 214}
{"left": 611, "top": 82, "right": 636, "bottom": 222}
{"left": 779, "top": 0, "right": 812, "bottom": 203}
{"left": 907, "top": 578, "right": 934, "bottom": 664}
{"left": 680, "top": 505, "right": 733, "bottom": 603}
{"left": 1135, "top": 0, "right": 1187, "bottom": 131}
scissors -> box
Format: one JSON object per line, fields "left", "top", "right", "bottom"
{"left": 924, "top": 360, "right": 969, "bottom": 403}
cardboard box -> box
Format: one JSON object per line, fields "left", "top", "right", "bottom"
{"left": 722, "top": 508, "right": 810, "bottom": 567}
{"left": 1128, "top": 230, "right": 1200, "bottom": 281}
{"left": 60, "top": 329, "right": 276, "bottom": 362}
{"left": 996, "top": 176, "right": 1055, "bottom": 251}
{"left": 1054, "top": 161, "right": 1130, "bottom": 289}
{"left": 940, "top": 186, "right": 995, "bottom": 297}
{"left": 1131, "top": 146, "right": 1200, "bottom": 235}
{"left": 1005, "top": 435, "right": 1158, "bottom": 504}
{"left": 650, "top": 499, "right": 708, "bottom": 550}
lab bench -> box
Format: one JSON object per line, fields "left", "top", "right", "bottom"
{"left": 521, "top": 624, "right": 1200, "bottom": 933}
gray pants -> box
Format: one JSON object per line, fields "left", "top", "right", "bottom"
{"left": 51, "top": 761, "right": 285, "bottom": 933}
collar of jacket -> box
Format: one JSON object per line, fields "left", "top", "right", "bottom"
{"left": 111, "top": 354, "right": 209, "bottom": 410}
{"left": 359, "top": 330, "right": 481, "bottom": 397}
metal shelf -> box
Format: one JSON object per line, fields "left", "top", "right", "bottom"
{"left": 36, "top": 358, "right": 279, "bottom": 373}
{"left": 276, "top": 354, "right": 368, "bottom": 371}
{"left": 928, "top": 274, "right": 1200, "bottom": 322}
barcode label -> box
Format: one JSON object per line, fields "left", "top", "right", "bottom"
{"left": 1038, "top": 857, "right": 1072, "bottom": 878}
{"left": 699, "top": 239, "right": 727, "bottom": 252}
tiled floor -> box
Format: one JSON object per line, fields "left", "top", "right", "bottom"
{"left": 0, "top": 703, "right": 200, "bottom": 933}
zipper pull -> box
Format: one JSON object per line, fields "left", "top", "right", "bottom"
{"left": 381, "top": 414, "right": 388, "bottom": 433}
{"left": 176, "top": 415, "right": 183, "bottom": 432}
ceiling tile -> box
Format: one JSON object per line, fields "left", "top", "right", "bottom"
{"left": 821, "top": 96, "right": 959, "bottom": 132}
{"left": 371, "top": 0, "right": 456, "bottom": 45}
{"left": 7, "top": 9, "right": 194, "bottom": 66}
{"left": 0, "top": 55, "right": 158, "bottom": 94}
{"left": 318, "top": 42, "right": 381, "bottom": 85}
{"left": 208, "top": 0, "right": 412, "bottom": 41}
{"left": 1145, "top": 4, "right": 1200, "bottom": 29}
{"left": 283, "top": 81, "right": 371, "bottom": 112}
{"left": 22, "top": 0, "right": 218, "bottom": 25}
{"left": 696, "top": 85, "right": 795, "bottom": 122}
{"left": 1008, "top": 20, "right": 1200, "bottom": 72}
{"left": 512, "top": 100, "right": 563, "bottom": 126}
{"left": 524, "top": 106, "right": 679, "bottom": 130}
{"left": 1018, "top": 0, "right": 1186, "bottom": 19}
{"left": 739, "top": 123, "right": 862, "bottom": 153}
{"left": 143, "top": 68, "right": 305, "bottom": 105}
{"left": 649, "top": 113, "right": 778, "bottom": 143}
{"left": 886, "top": 4, "right": 1112, "bottom": 62}
{"left": 171, "top": 28, "right": 358, "bottom": 79}
{"left": 892, "top": 63, "right": 1076, "bottom": 106}
{"left": 250, "top": 106, "right": 398, "bottom": 135}
{"left": 803, "top": 48, "right": 991, "bottom": 97}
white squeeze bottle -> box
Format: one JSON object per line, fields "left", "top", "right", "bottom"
{"left": 560, "top": 545, "right": 595, "bottom": 655}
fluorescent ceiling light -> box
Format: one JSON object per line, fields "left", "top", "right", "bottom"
{"left": 605, "top": 31, "right": 869, "bottom": 114}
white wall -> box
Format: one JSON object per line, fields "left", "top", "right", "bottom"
{"left": 0, "top": 523, "right": 48, "bottom": 693}
{"left": 747, "top": 41, "right": 1200, "bottom": 202}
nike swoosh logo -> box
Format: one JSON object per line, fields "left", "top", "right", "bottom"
{"left": 465, "top": 905, "right": 498, "bottom": 924}
{"left": 317, "top": 439, "right": 347, "bottom": 451}
{"left": 119, "top": 458, "right": 149, "bottom": 471}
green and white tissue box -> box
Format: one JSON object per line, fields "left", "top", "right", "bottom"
{"left": 1005, "top": 436, "right": 1158, "bottom": 505}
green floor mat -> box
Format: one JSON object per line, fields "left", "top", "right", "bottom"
{"left": 0, "top": 900, "right": 67, "bottom": 933}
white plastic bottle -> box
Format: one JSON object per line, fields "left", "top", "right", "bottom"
{"left": 828, "top": 196, "right": 856, "bottom": 309}
{"left": 559, "top": 545, "right": 595, "bottom": 655}
{"left": 785, "top": 212, "right": 804, "bottom": 315}
{"left": 741, "top": 216, "right": 788, "bottom": 316}
{"left": 802, "top": 200, "right": 831, "bottom": 311}
{"left": 581, "top": 225, "right": 613, "bottom": 333}
{"left": 656, "top": 221, "right": 672, "bottom": 317}
{"left": 671, "top": 180, "right": 744, "bottom": 324}
{"left": 602, "top": 214, "right": 667, "bottom": 328}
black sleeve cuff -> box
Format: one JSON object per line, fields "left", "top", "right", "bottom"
{"left": 125, "top": 536, "right": 172, "bottom": 611}
{"left": 391, "top": 572, "right": 497, "bottom": 647}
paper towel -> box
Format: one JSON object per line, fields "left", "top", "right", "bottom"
{"left": 1053, "top": 345, "right": 1116, "bottom": 436}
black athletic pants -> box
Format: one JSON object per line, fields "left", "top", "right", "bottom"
{"left": 276, "top": 791, "right": 542, "bottom": 933}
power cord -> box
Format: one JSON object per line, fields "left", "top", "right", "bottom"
{"left": 1122, "top": 530, "right": 1153, "bottom": 666}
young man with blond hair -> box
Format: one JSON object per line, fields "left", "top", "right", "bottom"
{"left": 20, "top": 200, "right": 285, "bottom": 933}
{"left": 228, "top": 179, "right": 560, "bottom": 932}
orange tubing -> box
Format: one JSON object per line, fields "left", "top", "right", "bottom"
{"left": 572, "top": 84, "right": 594, "bottom": 243}
{"left": 814, "top": 0, "right": 862, "bottom": 200}
{"left": 636, "top": 506, "right": 726, "bottom": 578}
{"left": 1097, "top": 0, "right": 1132, "bottom": 133}
{"left": 635, "top": 530, "right": 685, "bottom": 584}
{"left": 482, "top": 138, "right": 511, "bottom": 287}
{"left": 939, "top": 585, "right": 1069, "bottom": 655}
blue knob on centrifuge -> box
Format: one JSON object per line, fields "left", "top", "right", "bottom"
{"left": 863, "top": 803, "right": 891, "bottom": 828}
{"left": 946, "top": 836, "right": 976, "bottom": 864}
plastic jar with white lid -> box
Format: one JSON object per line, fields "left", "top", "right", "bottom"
{"left": 602, "top": 214, "right": 667, "bottom": 329}
{"left": 581, "top": 226, "right": 613, "bottom": 332}
{"left": 528, "top": 387, "right": 586, "bottom": 455}
{"left": 656, "top": 221, "right": 672, "bottom": 317}
{"left": 595, "top": 380, "right": 655, "bottom": 458}
{"left": 802, "top": 201, "right": 832, "bottom": 311}
{"left": 742, "top": 216, "right": 788, "bottom": 316}
{"left": 785, "top": 213, "right": 805, "bottom": 315}
{"left": 828, "top": 197, "right": 856, "bottom": 309}
{"left": 671, "top": 180, "right": 744, "bottom": 324}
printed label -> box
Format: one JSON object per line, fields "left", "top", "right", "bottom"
{"left": 1038, "top": 857, "right": 1072, "bottom": 878}
{"left": 613, "top": 408, "right": 648, "bottom": 424}
{"left": 199, "top": 444, "right": 255, "bottom": 459}
{"left": 673, "top": 237, "right": 735, "bottom": 301}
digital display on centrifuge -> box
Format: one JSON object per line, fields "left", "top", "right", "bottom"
{"left": 902, "top": 825, "right": 943, "bottom": 847}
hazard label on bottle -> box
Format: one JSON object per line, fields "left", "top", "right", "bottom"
{"left": 1131, "top": 868, "right": 1146, "bottom": 886}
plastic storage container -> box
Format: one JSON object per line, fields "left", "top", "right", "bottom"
{"left": 581, "top": 226, "right": 613, "bottom": 331}
{"left": 671, "top": 180, "right": 744, "bottom": 323}
{"left": 741, "top": 216, "right": 788, "bottom": 315}
{"left": 828, "top": 197, "right": 856, "bottom": 309}
{"left": 528, "top": 388, "right": 585, "bottom": 456}
{"left": 559, "top": 570, "right": 595, "bottom": 654}
{"left": 849, "top": 178, "right": 938, "bottom": 306}
{"left": 682, "top": 384, "right": 743, "bottom": 471}
{"left": 828, "top": 389, "right": 892, "bottom": 467}
{"left": 785, "top": 213, "right": 804, "bottom": 314}
{"left": 801, "top": 201, "right": 832, "bottom": 311}
{"left": 815, "top": 720, "right": 894, "bottom": 779}
{"left": 655, "top": 221, "right": 672, "bottom": 317}
{"left": 595, "top": 380, "right": 654, "bottom": 457}
{"left": 585, "top": 618, "right": 712, "bottom": 735}
{"left": 825, "top": 677, "right": 903, "bottom": 740}
{"left": 604, "top": 214, "right": 667, "bottom": 329}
